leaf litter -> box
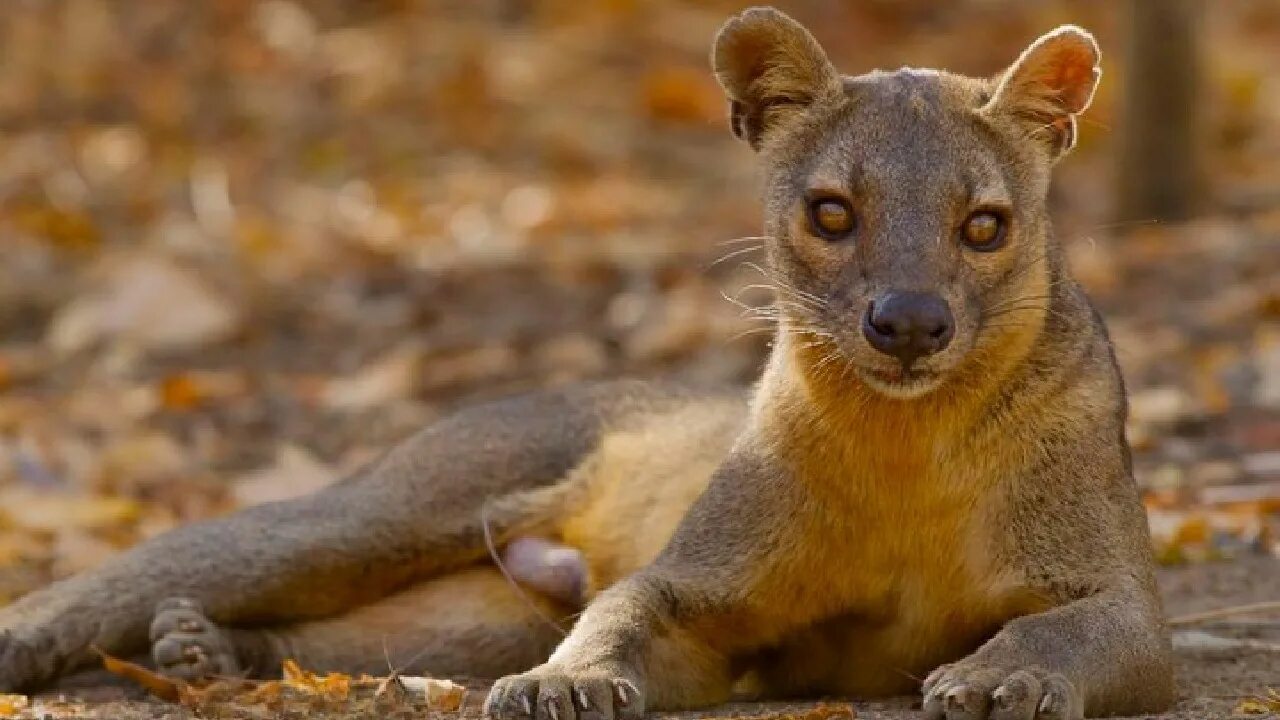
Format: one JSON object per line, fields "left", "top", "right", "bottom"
{"left": 32, "top": 651, "right": 472, "bottom": 720}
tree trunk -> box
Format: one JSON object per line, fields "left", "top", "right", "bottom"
{"left": 1114, "top": 0, "right": 1205, "bottom": 223}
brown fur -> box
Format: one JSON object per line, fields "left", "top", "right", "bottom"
{"left": 0, "top": 8, "right": 1170, "bottom": 720}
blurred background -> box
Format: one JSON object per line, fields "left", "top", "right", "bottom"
{"left": 0, "top": 0, "right": 1277, "bottom": 603}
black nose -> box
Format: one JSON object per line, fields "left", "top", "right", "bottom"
{"left": 862, "top": 291, "right": 955, "bottom": 367}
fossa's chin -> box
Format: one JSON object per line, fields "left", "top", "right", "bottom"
{"left": 855, "top": 366, "right": 946, "bottom": 399}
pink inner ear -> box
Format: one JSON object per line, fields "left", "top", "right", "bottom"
{"left": 1018, "top": 30, "right": 1100, "bottom": 114}
{"left": 1033, "top": 39, "right": 1099, "bottom": 114}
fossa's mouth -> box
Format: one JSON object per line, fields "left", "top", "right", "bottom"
{"left": 856, "top": 365, "right": 945, "bottom": 399}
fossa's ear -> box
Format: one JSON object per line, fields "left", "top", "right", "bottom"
{"left": 712, "top": 6, "right": 841, "bottom": 150}
{"left": 984, "top": 25, "right": 1101, "bottom": 158}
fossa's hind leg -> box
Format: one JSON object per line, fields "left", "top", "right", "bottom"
{"left": 151, "top": 566, "right": 573, "bottom": 681}
{"left": 0, "top": 380, "right": 736, "bottom": 690}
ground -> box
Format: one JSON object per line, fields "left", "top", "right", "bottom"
{"left": 20, "top": 556, "right": 1280, "bottom": 719}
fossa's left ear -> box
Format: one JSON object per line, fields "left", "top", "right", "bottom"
{"left": 984, "top": 25, "right": 1101, "bottom": 158}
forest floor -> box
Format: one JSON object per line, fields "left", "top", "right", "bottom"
{"left": 14, "top": 555, "right": 1280, "bottom": 719}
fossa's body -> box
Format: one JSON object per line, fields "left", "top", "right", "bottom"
{"left": 0, "top": 8, "right": 1172, "bottom": 720}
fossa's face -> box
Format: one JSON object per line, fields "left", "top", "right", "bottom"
{"left": 761, "top": 68, "right": 1055, "bottom": 399}
{"left": 714, "top": 9, "right": 1100, "bottom": 398}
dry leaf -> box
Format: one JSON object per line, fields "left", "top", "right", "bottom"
{"left": 321, "top": 344, "right": 424, "bottom": 411}
{"left": 281, "top": 659, "right": 351, "bottom": 701}
{"left": 159, "top": 370, "right": 249, "bottom": 411}
{"left": 47, "top": 256, "right": 241, "bottom": 354}
{"left": 1235, "top": 688, "right": 1280, "bottom": 714}
{"left": 0, "top": 490, "right": 140, "bottom": 533}
{"left": 231, "top": 445, "right": 336, "bottom": 507}
{"left": 742, "top": 703, "right": 857, "bottom": 720}
{"left": 373, "top": 674, "right": 413, "bottom": 706}
{"left": 398, "top": 676, "right": 467, "bottom": 711}
{"left": 0, "top": 694, "right": 29, "bottom": 716}
{"left": 805, "top": 703, "right": 857, "bottom": 720}
{"left": 98, "top": 650, "right": 182, "bottom": 702}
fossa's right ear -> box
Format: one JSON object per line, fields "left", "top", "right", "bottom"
{"left": 711, "top": 7, "right": 841, "bottom": 150}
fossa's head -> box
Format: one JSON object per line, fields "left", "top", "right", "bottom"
{"left": 713, "top": 8, "right": 1100, "bottom": 399}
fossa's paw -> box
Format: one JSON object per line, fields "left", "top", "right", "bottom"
{"left": 923, "top": 662, "right": 1082, "bottom": 720}
{"left": 150, "top": 597, "right": 240, "bottom": 682}
{"left": 0, "top": 627, "right": 51, "bottom": 692}
{"left": 485, "top": 664, "right": 642, "bottom": 720}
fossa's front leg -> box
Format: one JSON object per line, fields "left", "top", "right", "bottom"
{"left": 486, "top": 451, "right": 800, "bottom": 720}
{"left": 922, "top": 446, "right": 1173, "bottom": 720}
{"left": 922, "top": 587, "right": 1170, "bottom": 720}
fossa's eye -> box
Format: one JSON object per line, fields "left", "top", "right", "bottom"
{"left": 960, "top": 210, "right": 1008, "bottom": 251}
{"left": 807, "top": 198, "right": 856, "bottom": 240}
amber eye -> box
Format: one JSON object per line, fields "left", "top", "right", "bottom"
{"left": 960, "top": 210, "right": 1007, "bottom": 251}
{"left": 807, "top": 198, "right": 856, "bottom": 240}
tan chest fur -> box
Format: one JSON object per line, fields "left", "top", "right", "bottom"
{"left": 750, "top": 453, "right": 1047, "bottom": 695}
{"left": 556, "top": 342, "right": 1047, "bottom": 696}
{"left": 739, "top": 354, "right": 1049, "bottom": 694}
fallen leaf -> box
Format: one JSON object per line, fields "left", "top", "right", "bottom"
{"left": 736, "top": 703, "right": 857, "bottom": 720}
{"left": 231, "top": 445, "right": 336, "bottom": 507}
{"left": 47, "top": 256, "right": 241, "bottom": 355}
{"left": 247, "top": 679, "right": 284, "bottom": 706}
{"left": 159, "top": 370, "right": 249, "bottom": 411}
{"left": 804, "top": 703, "right": 857, "bottom": 720}
{"left": 98, "top": 650, "right": 182, "bottom": 702}
{"left": 0, "top": 490, "right": 140, "bottom": 533}
{"left": 0, "top": 694, "right": 29, "bottom": 715}
{"left": 373, "top": 674, "right": 413, "bottom": 705}
{"left": 281, "top": 658, "right": 351, "bottom": 701}
{"left": 1235, "top": 688, "right": 1280, "bottom": 714}
{"left": 398, "top": 676, "right": 467, "bottom": 711}
{"left": 321, "top": 343, "right": 424, "bottom": 411}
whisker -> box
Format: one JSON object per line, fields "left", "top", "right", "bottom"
{"left": 733, "top": 283, "right": 825, "bottom": 312}
{"left": 741, "top": 263, "right": 828, "bottom": 308}
{"left": 705, "top": 244, "right": 763, "bottom": 269}
{"left": 720, "top": 290, "right": 769, "bottom": 315}
{"left": 726, "top": 326, "right": 778, "bottom": 343}
{"left": 715, "top": 235, "right": 776, "bottom": 246}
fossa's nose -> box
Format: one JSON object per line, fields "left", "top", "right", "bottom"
{"left": 862, "top": 291, "right": 954, "bottom": 367}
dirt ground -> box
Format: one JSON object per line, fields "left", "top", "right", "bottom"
{"left": 17, "top": 555, "right": 1278, "bottom": 720}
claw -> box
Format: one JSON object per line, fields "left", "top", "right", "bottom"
{"left": 993, "top": 686, "right": 1013, "bottom": 709}
{"left": 576, "top": 688, "right": 590, "bottom": 710}
{"left": 613, "top": 679, "right": 637, "bottom": 707}
{"left": 521, "top": 695, "right": 534, "bottom": 716}
{"left": 547, "top": 697, "right": 562, "bottom": 720}
{"left": 923, "top": 666, "right": 947, "bottom": 692}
